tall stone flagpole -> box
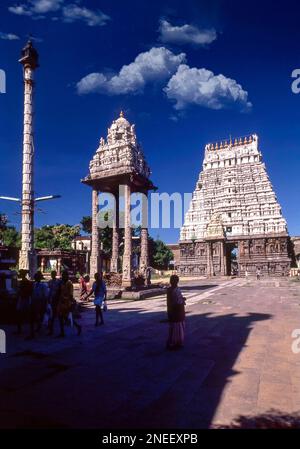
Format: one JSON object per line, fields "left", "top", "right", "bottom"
{"left": 18, "top": 41, "right": 39, "bottom": 277}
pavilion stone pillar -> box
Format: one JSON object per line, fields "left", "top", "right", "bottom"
{"left": 220, "top": 241, "right": 226, "bottom": 276}
{"left": 122, "top": 184, "right": 133, "bottom": 288}
{"left": 90, "top": 188, "right": 100, "bottom": 277}
{"left": 206, "top": 241, "right": 213, "bottom": 277}
{"left": 57, "top": 257, "right": 62, "bottom": 276}
{"left": 40, "top": 257, "right": 46, "bottom": 273}
{"left": 139, "top": 228, "right": 149, "bottom": 275}
{"left": 110, "top": 193, "right": 119, "bottom": 273}
{"left": 139, "top": 191, "right": 149, "bottom": 275}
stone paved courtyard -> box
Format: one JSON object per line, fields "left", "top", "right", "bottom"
{"left": 1, "top": 277, "right": 300, "bottom": 429}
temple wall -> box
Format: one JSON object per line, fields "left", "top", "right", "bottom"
{"left": 179, "top": 236, "right": 292, "bottom": 277}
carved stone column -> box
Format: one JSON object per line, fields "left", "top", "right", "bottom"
{"left": 139, "top": 228, "right": 149, "bottom": 275}
{"left": 57, "top": 257, "right": 62, "bottom": 276}
{"left": 110, "top": 192, "right": 119, "bottom": 273}
{"left": 122, "top": 184, "right": 132, "bottom": 288}
{"left": 90, "top": 188, "right": 100, "bottom": 277}
{"left": 19, "top": 47, "right": 38, "bottom": 278}
{"left": 220, "top": 241, "right": 226, "bottom": 275}
{"left": 206, "top": 241, "right": 212, "bottom": 277}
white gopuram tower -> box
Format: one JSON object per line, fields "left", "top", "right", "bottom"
{"left": 18, "top": 41, "right": 39, "bottom": 277}
{"left": 179, "top": 135, "right": 291, "bottom": 277}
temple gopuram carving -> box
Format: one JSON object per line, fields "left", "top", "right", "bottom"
{"left": 179, "top": 134, "right": 292, "bottom": 277}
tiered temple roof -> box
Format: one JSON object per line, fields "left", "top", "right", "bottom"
{"left": 83, "top": 112, "right": 151, "bottom": 184}
{"left": 180, "top": 133, "right": 288, "bottom": 241}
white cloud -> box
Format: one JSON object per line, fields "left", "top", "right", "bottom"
{"left": 164, "top": 64, "right": 252, "bottom": 111}
{"left": 77, "top": 47, "right": 186, "bottom": 95}
{"left": 8, "top": 4, "right": 33, "bottom": 16}
{"left": 31, "top": 0, "right": 63, "bottom": 13}
{"left": 0, "top": 32, "right": 20, "bottom": 40}
{"left": 9, "top": 0, "right": 62, "bottom": 15}
{"left": 62, "top": 5, "right": 110, "bottom": 27}
{"left": 8, "top": 1, "right": 110, "bottom": 27}
{"left": 159, "top": 20, "right": 217, "bottom": 46}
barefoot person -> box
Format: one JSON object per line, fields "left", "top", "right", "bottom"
{"left": 26, "top": 272, "right": 49, "bottom": 340}
{"left": 47, "top": 270, "right": 61, "bottom": 335}
{"left": 86, "top": 272, "right": 107, "bottom": 326}
{"left": 79, "top": 274, "right": 90, "bottom": 301}
{"left": 57, "top": 270, "right": 81, "bottom": 338}
{"left": 166, "top": 275, "right": 186, "bottom": 350}
{"left": 15, "top": 270, "right": 32, "bottom": 335}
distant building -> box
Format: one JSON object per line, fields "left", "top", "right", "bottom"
{"left": 0, "top": 246, "right": 17, "bottom": 293}
{"left": 166, "top": 244, "right": 180, "bottom": 269}
{"left": 71, "top": 236, "right": 91, "bottom": 252}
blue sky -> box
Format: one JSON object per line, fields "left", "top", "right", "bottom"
{"left": 0, "top": 0, "right": 299, "bottom": 243}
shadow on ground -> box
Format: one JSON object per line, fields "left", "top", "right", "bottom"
{"left": 0, "top": 303, "right": 271, "bottom": 429}
{"left": 217, "top": 410, "right": 300, "bottom": 429}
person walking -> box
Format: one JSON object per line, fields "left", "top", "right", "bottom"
{"left": 79, "top": 274, "right": 90, "bottom": 301}
{"left": 166, "top": 275, "right": 186, "bottom": 350}
{"left": 26, "top": 271, "right": 49, "bottom": 340}
{"left": 86, "top": 272, "right": 107, "bottom": 326}
{"left": 47, "top": 270, "right": 61, "bottom": 336}
{"left": 15, "top": 269, "right": 32, "bottom": 335}
{"left": 56, "top": 270, "right": 81, "bottom": 338}
{"left": 256, "top": 267, "right": 261, "bottom": 280}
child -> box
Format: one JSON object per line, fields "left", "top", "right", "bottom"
{"left": 86, "top": 272, "right": 107, "bottom": 326}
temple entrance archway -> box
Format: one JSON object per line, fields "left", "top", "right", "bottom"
{"left": 226, "top": 242, "right": 239, "bottom": 276}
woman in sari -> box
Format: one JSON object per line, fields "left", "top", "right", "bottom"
{"left": 166, "top": 275, "right": 186, "bottom": 350}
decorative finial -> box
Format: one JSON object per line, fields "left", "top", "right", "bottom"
{"left": 120, "top": 110, "right": 124, "bottom": 118}
{"left": 19, "top": 38, "right": 39, "bottom": 69}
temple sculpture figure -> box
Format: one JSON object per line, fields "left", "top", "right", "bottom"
{"left": 179, "top": 134, "right": 292, "bottom": 277}
{"left": 82, "top": 112, "right": 156, "bottom": 288}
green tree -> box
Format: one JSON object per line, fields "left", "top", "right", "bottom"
{"left": 0, "top": 213, "right": 8, "bottom": 230}
{"left": 150, "top": 238, "right": 173, "bottom": 270}
{"left": 0, "top": 213, "right": 21, "bottom": 247}
{"left": 80, "top": 216, "right": 92, "bottom": 234}
{"left": 1, "top": 227, "right": 21, "bottom": 248}
{"left": 35, "top": 224, "right": 80, "bottom": 250}
{"left": 79, "top": 216, "right": 173, "bottom": 269}
{"left": 80, "top": 213, "right": 124, "bottom": 256}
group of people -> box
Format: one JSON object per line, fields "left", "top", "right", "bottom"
{"left": 15, "top": 270, "right": 108, "bottom": 339}
{"left": 15, "top": 267, "right": 187, "bottom": 351}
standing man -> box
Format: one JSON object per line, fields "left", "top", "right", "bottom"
{"left": 47, "top": 270, "right": 61, "bottom": 335}
{"left": 256, "top": 267, "right": 261, "bottom": 280}
{"left": 26, "top": 271, "right": 49, "bottom": 340}
{"left": 15, "top": 269, "right": 32, "bottom": 335}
